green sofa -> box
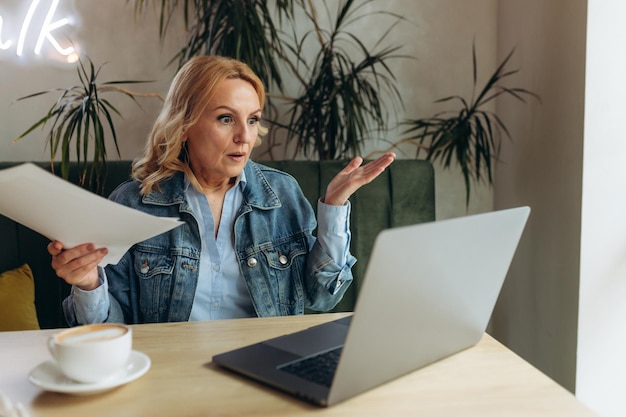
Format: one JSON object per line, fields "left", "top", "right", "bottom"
{"left": 0, "top": 159, "right": 435, "bottom": 329}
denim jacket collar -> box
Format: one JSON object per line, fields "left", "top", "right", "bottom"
{"left": 139, "top": 160, "right": 281, "bottom": 210}
{"left": 242, "top": 161, "right": 281, "bottom": 210}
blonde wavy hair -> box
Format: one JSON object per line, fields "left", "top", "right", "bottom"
{"left": 132, "top": 55, "right": 267, "bottom": 195}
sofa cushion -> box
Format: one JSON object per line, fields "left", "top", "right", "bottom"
{"left": 0, "top": 263, "right": 40, "bottom": 331}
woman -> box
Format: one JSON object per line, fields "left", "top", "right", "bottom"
{"left": 49, "top": 55, "right": 395, "bottom": 325}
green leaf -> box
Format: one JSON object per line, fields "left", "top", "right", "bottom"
{"left": 400, "top": 44, "right": 540, "bottom": 206}
{"left": 13, "top": 56, "right": 159, "bottom": 194}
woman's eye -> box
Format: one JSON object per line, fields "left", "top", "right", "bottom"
{"left": 248, "top": 117, "right": 260, "bottom": 126}
{"left": 218, "top": 115, "right": 233, "bottom": 125}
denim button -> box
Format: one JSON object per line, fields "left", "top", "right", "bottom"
{"left": 278, "top": 254, "right": 288, "bottom": 265}
{"left": 247, "top": 257, "right": 257, "bottom": 268}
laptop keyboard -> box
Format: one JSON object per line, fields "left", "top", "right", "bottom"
{"left": 278, "top": 346, "right": 343, "bottom": 388}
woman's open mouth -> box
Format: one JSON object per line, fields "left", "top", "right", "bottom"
{"left": 227, "top": 152, "right": 247, "bottom": 162}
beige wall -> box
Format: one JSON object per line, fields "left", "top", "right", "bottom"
{"left": 0, "top": 0, "right": 497, "bottom": 219}
{"left": 494, "top": 0, "right": 587, "bottom": 398}
{"left": 0, "top": 1, "right": 184, "bottom": 162}
{"left": 495, "top": 2, "right": 626, "bottom": 416}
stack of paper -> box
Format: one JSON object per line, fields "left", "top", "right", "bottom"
{"left": 0, "top": 163, "right": 183, "bottom": 266}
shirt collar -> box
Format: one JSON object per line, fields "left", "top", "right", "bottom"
{"left": 184, "top": 170, "right": 247, "bottom": 192}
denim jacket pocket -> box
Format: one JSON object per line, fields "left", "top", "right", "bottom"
{"left": 256, "top": 240, "right": 307, "bottom": 312}
{"left": 264, "top": 245, "right": 305, "bottom": 269}
{"left": 133, "top": 248, "right": 174, "bottom": 317}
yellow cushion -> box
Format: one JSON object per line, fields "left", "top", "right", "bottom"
{"left": 0, "top": 264, "right": 40, "bottom": 331}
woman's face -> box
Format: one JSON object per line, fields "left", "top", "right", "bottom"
{"left": 184, "top": 78, "right": 262, "bottom": 186}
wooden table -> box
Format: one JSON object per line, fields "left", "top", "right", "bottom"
{"left": 0, "top": 313, "right": 597, "bottom": 417}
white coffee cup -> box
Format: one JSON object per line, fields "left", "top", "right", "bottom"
{"left": 47, "top": 323, "right": 132, "bottom": 384}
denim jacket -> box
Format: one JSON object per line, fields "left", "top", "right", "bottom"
{"left": 63, "top": 161, "right": 355, "bottom": 325}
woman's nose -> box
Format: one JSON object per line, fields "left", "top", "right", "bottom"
{"left": 234, "top": 123, "right": 253, "bottom": 144}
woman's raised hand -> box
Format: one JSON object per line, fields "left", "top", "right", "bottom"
{"left": 323, "top": 153, "right": 396, "bottom": 206}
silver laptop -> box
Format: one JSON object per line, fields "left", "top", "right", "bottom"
{"left": 212, "top": 206, "right": 530, "bottom": 406}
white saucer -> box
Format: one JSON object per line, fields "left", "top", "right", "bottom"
{"left": 28, "top": 350, "right": 151, "bottom": 396}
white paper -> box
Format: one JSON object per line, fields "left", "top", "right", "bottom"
{"left": 0, "top": 163, "right": 184, "bottom": 266}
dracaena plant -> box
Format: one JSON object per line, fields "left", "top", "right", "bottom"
{"left": 397, "top": 45, "right": 540, "bottom": 205}
{"left": 132, "top": 0, "right": 298, "bottom": 90}
{"left": 275, "top": 0, "right": 406, "bottom": 160}
{"left": 13, "top": 57, "right": 161, "bottom": 194}
{"left": 131, "top": 0, "right": 406, "bottom": 161}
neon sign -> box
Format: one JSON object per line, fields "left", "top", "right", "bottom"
{"left": 0, "top": 0, "right": 79, "bottom": 63}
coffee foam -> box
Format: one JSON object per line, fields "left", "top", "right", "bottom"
{"left": 58, "top": 325, "right": 127, "bottom": 344}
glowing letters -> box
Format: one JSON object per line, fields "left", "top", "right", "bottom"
{"left": 0, "top": 16, "right": 11, "bottom": 50}
{"left": 0, "top": 0, "right": 78, "bottom": 62}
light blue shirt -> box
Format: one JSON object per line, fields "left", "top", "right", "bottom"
{"left": 71, "top": 170, "right": 351, "bottom": 322}
{"left": 186, "top": 172, "right": 253, "bottom": 320}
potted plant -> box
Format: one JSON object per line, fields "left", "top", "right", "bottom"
{"left": 393, "top": 45, "right": 540, "bottom": 205}
{"left": 13, "top": 57, "right": 162, "bottom": 195}
{"left": 132, "top": 0, "right": 297, "bottom": 91}
{"left": 271, "top": 0, "right": 407, "bottom": 160}
{"left": 132, "top": 0, "right": 407, "bottom": 161}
